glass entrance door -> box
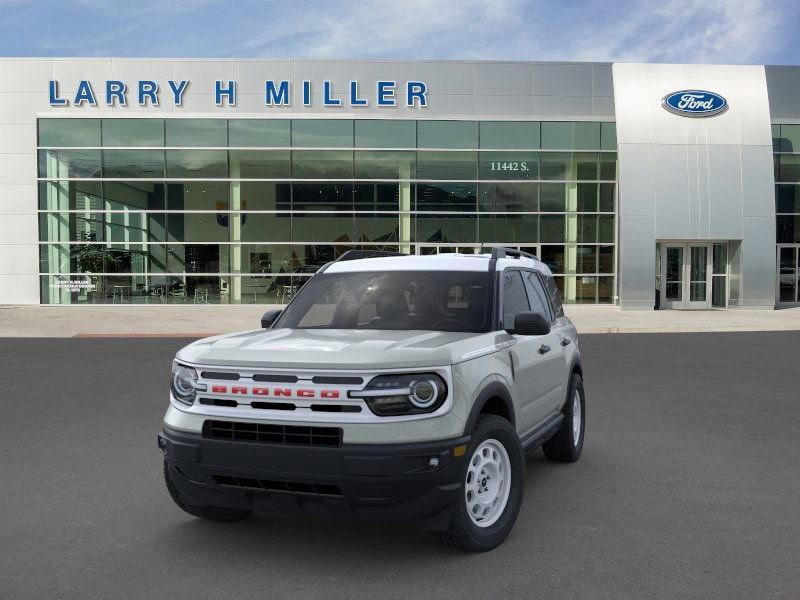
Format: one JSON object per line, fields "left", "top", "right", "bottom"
{"left": 659, "top": 243, "right": 712, "bottom": 309}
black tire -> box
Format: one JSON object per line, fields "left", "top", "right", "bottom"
{"left": 437, "top": 414, "right": 524, "bottom": 552}
{"left": 542, "top": 372, "right": 585, "bottom": 462}
{"left": 163, "top": 461, "right": 252, "bottom": 523}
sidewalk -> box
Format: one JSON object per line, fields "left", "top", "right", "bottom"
{"left": 3, "top": 304, "right": 800, "bottom": 337}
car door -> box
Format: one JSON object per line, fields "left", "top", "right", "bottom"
{"left": 500, "top": 269, "right": 563, "bottom": 436}
{"left": 523, "top": 270, "right": 567, "bottom": 416}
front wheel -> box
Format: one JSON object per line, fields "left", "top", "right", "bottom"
{"left": 437, "top": 415, "right": 524, "bottom": 552}
{"left": 542, "top": 372, "right": 585, "bottom": 462}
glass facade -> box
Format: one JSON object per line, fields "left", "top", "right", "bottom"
{"left": 774, "top": 124, "right": 800, "bottom": 303}
{"left": 37, "top": 118, "right": 617, "bottom": 304}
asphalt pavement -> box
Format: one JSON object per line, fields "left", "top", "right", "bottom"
{"left": 1, "top": 333, "right": 799, "bottom": 599}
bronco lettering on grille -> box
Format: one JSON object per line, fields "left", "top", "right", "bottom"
{"left": 208, "top": 385, "right": 341, "bottom": 399}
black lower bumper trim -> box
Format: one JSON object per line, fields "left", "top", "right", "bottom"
{"left": 160, "top": 426, "right": 470, "bottom": 530}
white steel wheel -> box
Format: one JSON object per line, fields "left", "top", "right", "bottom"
{"left": 572, "top": 388, "right": 582, "bottom": 446}
{"left": 464, "top": 439, "right": 512, "bottom": 528}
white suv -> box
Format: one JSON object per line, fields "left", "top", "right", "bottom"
{"left": 159, "top": 248, "right": 585, "bottom": 551}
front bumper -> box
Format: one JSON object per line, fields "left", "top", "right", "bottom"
{"left": 159, "top": 425, "right": 470, "bottom": 530}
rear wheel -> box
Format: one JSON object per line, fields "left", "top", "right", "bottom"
{"left": 542, "top": 373, "right": 585, "bottom": 462}
{"left": 437, "top": 415, "right": 524, "bottom": 552}
{"left": 163, "top": 461, "right": 252, "bottom": 522}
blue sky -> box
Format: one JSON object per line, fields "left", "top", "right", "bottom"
{"left": 1, "top": 0, "right": 798, "bottom": 65}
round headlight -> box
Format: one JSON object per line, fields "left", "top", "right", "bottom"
{"left": 171, "top": 363, "right": 201, "bottom": 405}
{"left": 409, "top": 379, "right": 438, "bottom": 408}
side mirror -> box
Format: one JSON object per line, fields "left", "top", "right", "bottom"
{"left": 260, "top": 309, "right": 283, "bottom": 329}
{"left": 510, "top": 311, "right": 550, "bottom": 336}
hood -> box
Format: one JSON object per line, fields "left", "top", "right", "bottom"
{"left": 176, "top": 328, "right": 497, "bottom": 370}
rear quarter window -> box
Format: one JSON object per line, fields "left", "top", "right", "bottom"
{"left": 541, "top": 273, "right": 565, "bottom": 318}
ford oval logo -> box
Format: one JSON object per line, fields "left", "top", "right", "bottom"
{"left": 662, "top": 90, "right": 728, "bottom": 117}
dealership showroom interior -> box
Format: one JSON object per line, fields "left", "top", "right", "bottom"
{"left": 1, "top": 58, "right": 798, "bottom": 312}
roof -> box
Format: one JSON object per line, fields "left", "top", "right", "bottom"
{"left": 324, "top": 252, "right": 552, "bottom": 276}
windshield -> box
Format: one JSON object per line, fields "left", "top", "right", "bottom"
{"left": 275, "top": 270, "right": 495, "bottom": 333}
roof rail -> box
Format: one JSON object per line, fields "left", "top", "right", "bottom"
{"left": 335, "top": 249, "right": 404, "bottom": 262}
{"left": 485, "top": 247, "right": 540, "bottom": 261}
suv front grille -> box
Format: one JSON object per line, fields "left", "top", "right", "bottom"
{"left": 203, "top": 420, "right": 343, "bottom": 447}
{"left": 213, "top": 475, "right": 343, "bottom": 497}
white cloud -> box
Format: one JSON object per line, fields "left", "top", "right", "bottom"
{"left": 227, "top": 0, "right": 794, "bottom": 64}
{"left": 0, "top": 0, "right": 795, "bottom": 64}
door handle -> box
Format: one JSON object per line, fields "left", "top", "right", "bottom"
{"left": 538, "top": 344, "right": 551, "bottom": 354}
{"left": 560, "top": 337, "right": 571, "bottom": 346}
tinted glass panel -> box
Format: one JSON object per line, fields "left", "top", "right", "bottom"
{"left": 415, "top": 183, "right": 476, "bottom": 211}
{"left": 38, "top": 149, "right": 102, "bottom": 178}
{"left": 598, "top": 245, "right": 614, "bottom": 273}
{"left": 575, "top": 153, "right": 599, "bottom": 180}
{"left": 479, "top": 122, "right": 540, "bottom": 149}
{"left": 416, "top": 151, "right": 477, "bottom": 179}
{"left": 478, "top": 214, "right": 538, "bottom": 243}
{"left": 292, "top": 183, "right": 354, "bottom": 210}
{"left": 229, "top": 150, "right": 290, "bottom": 178}
{"left": 293, "top": 213, "right": 355, "bottom": 242}
{"left": 540, "top": 215, "right": 566, "bottom": 243}
{"left": 598, "top": 215, "right": 614, "bottom": 242}
{"left": 240, "top": 213, "right": 292, "bottom": 242}
{"left": 600, "top": 153, "right": 616, "bottom": 180}
{"left": 167, "top": 212, "right": 230, "bottom": 243}
{"left": 165, "top": 150, "right": 227, "bottom": 178}
{"left": 292, "top": 150, "right": 353, "bottom": 178}
{"left": 291, "top": 120, "right": 353, "bottom": 147}
{"left": 354, "top": 151, "right": 415, "bottom": 179}
{"left": 779, "top": 125, "right": 800, "bottom": 153}
{"left": 540, "top": 153, "right": 570, "bottom": 180}
{"left": 478, "top": 183, "right": 538, "bottom": 212}
{"left": 354, "top": 120, "right": 416, "bottom": 148}
{"left": 778, "top": 155, "right": 800, "bottom": 182}
{"left": 541, "top": 122, "right": 573, "bottom": 150}
{"left": 576, "top": 245, "right": 597, "bottom": 273}
{"left": 228, "top": 119, "right": 290, "bottom": 147}
{"left": 600, "top": 122, "right": 617, "bottom": 151}
{"left": 502, "top": 271, "right": 530, "bottom": 330}
{"left": 38, "top": 181, "right": 104, "bottom": 211}
{"left": 240, "top": 181, "right": 291, "bottom": 211}
{"left": 577, "top": 215, "right": 597, "bottom": 243}
{"left": 102, "top": 119, "right": 164, "bottom": 147}
{"left": 105, "top": 181, "right": 165, "bottom": 211}
{"left": 415, "top": 214, "right": 477, "bottom": 243}
{"left": 103, "top": 150, "right": 164, "bottom": 178}
{"left": 39, "top": 119, "right": 100, "bottom": 147}
{"left": 573, "top": 122, "right": 601, "bottom": 150}
{"left": 522, "top": 271, "right": 551, "bottom": 318}
{"left": 165, "top": 119, "right": 227, "bottom": 147}
{"left": 599, "top": 183, "right": 615, "bottom": 212}
{"left": 777, "top": 215, "right": 800, "bottom": 243}
{"left": 776, "top": 185, "right": 800, "bottom": 213}
{"left": 167, "top": 182, "right": 229, "bottom": 211}
{"left": 354, "top": 183, "right": 402, "bottom": 211}
{"left": 539, "top": 183, "right": 566, "bottom": 212}
{"left": 417, "top": 121, "right": 478, "bottom": 149}
{"left": 577, "top": 183, "right": 598, "bottom": 212}
{"left": 355, "top": 213, "right": 400, "bottom": 243}
{"left": 479, "top": 152, "right": 539, "bottom": 179}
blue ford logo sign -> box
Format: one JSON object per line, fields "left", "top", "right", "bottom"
{"left": 662, "top": 90, "right": 728, "bottom": 117}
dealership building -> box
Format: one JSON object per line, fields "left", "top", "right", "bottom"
{"left": 1, "top": 58, "right": 799, "bottom": 310}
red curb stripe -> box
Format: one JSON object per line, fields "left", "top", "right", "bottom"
{"left": 74, "top": 333, "right": 219, "bottom": 338}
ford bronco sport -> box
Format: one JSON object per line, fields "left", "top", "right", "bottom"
{"left": 159, "top": 248, "right": 585, "bottom": 551}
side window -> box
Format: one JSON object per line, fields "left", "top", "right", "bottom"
{"left": 522, "top": 271, "right": 552, "bottom": 321}
{"left": 502, "top": 270, "right": 531, "bottom": 330}
{"left": 541, "top": 273, "right": 565, "bottom": 318}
